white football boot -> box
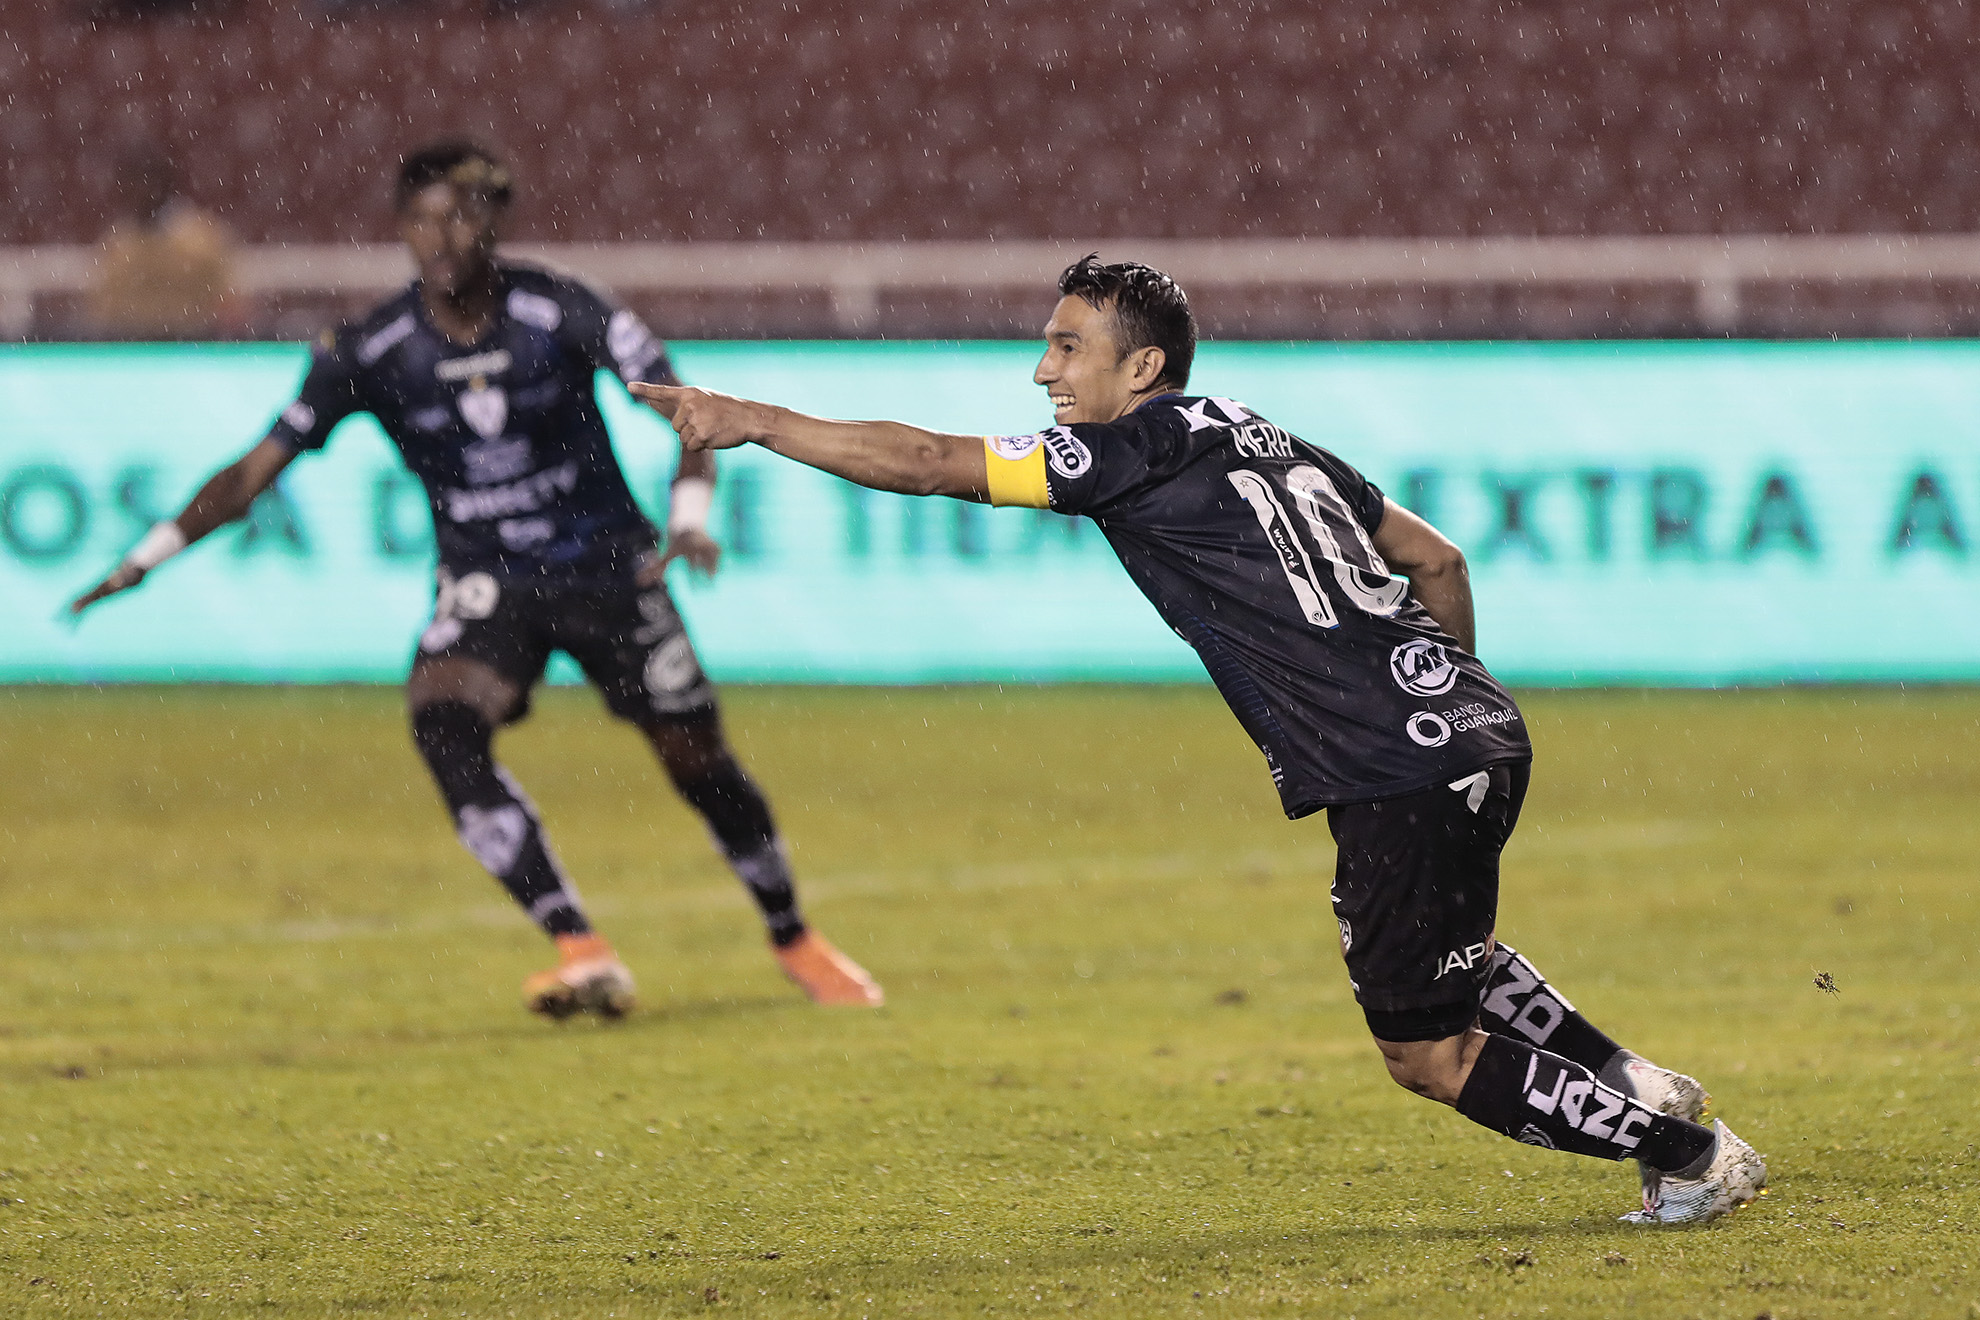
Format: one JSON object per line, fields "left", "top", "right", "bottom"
{"left": 1608, "top": 1051, "right": 1710, "bottom": 1204}
{"left": 1620, "top": 1120, "right": 1767, "bottom": 1225}
{"left": 1615, "top": 1052, "right": 1711, "bottom": 1122}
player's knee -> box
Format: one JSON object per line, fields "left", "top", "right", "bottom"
{"left": 406, "top": 658, "right": 523, "bottom": 726}
{"left": 1373, "top": 1036, "right": 1470, "bottom": 1105}
{"left": 1365, "top": 1001, "right": 1480, "bottom": 1104}
{"left": 1378, "top": 1047, "right": 1441, "bottom": 1097}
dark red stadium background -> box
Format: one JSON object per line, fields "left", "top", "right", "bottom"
{"left": 6, "top": 0, "right": 1978, "bottom": 337}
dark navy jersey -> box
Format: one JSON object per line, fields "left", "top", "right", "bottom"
{"left": 982, "top": 394, "right": 1531, "bottom": 815}
{"left": 265, "top": 261, "right": 680, "bottom": 577}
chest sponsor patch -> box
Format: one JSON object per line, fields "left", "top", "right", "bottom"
{"left": 462, "top": 435, "right": 534, "bottom": 486}
{"left": 435, "top": 349, "right": 513, "bottom": 383}
{"left": 1042, "top": 427, "right": 1092, "bottom": 478}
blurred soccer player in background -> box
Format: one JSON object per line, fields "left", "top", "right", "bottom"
{"left": 84, "top": 139, "right": 243, "bottom": 341}
{"left": 72, "top": 140, "right": 883, "bottom": 1018}
{"left": 631, "top": 255, "right": 1766, "bottom": 1225}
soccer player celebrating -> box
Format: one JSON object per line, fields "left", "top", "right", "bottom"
{"left": 630, "top": 256, "right": 1766, "bottom": 1225}
{"left": 70, "top": 140, "right": 882, "bottom": 1019}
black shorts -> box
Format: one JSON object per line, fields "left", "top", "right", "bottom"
{"left": 1326, "top": 759, "right": 1530, "bottom": 1040}
{"left": 412, "top": 562, "right": 716, "bottom": 723}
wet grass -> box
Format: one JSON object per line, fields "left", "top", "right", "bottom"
{"left": 1, "top": 684, "right": 1976, "bottom": 1318}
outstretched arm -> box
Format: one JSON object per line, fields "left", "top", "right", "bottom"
{"left": 1371, "top": 497, "right": 1476, "bottom": 654}
{"left": 69, "top": 438, "right": 297, "bottom": 614}
{"left": 630, "top": 383, "right": 989, "bottom": 501}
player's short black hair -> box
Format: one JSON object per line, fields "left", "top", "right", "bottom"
{"left": 1057, "top": 254, "right": 1196, "bottom": 390}
{"left": 395, "top": 139, "right": 515, "bottom": 212}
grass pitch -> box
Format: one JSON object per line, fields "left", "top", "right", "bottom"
{"left": 2, "top": 684, "right": 1977, "bottom": 1319}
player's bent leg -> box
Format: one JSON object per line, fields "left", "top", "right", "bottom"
{"left": 1405, "top": 1022, "right": 1728, "bottom": 1191}
{"left": 1479, "top": 938, "right": 1712, "bottom": 1206}
{"left": 407, "top": 658, "right": 633, "bottom": 1019}
{"left": 1396, "top": 1019, "right": 1761, "bottom": 1226}
{"left": 638, "top": 710, "right": 883, "bottom": 1007}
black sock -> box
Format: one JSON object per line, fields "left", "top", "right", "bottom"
{"left": 411, "top": 702, "right": 591, "bottom": 938}
{"left": 1479, "top": 942, "right": 1625, "bottom": 1073}
{"left": 1456, "top": 1034, "right": 1716, "bottom": 1173}
{"left": 673, "top": 758, "right": 806, "bottom": 946}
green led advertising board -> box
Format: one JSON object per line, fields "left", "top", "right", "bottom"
{"left": 3, "top": 341, "right": 1977, "bottom": 684}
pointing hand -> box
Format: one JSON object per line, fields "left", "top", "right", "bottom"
{"left": 69, "top": 563, "right": 146, "bottom": 616}
{"left": 629, "top": 383, "right": 764, "bottom": 452}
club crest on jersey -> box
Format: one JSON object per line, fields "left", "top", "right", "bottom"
{"left": 458, "top": 382, "right": 508, "bottom": 439}
{"left": 1390, "top": 638, "right": 1458, "bottom": 697}
{"left": 1042, "top": 427, "right": 1092, "bottom": 478}
{"left": 1405, "top": 710, "right": 1453, "bottom": 747}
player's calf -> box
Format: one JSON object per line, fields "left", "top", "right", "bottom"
{"left": 1453, "top": 1032, "right": 1718, "bottom": 1176}
{"left": 1477, "top": 941, "right": 1626, "bottom": 1072}
{"left": 412, "top": 699, "right": 594, "bottom": 938}
{"left": 653, "top": 726, "right": 806, "bottom": 946}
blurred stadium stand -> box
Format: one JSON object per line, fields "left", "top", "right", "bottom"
{"left": 4, "top": 0, "right": 1978, "bottom": 339}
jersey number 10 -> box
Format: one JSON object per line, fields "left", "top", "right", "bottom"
{"left": 1228, "top": 464, "right": 1407, "bottom": 628}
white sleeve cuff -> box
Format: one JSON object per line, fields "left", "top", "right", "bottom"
{"left": 668, "top": 477, "right": 713, "bottom": 533}
{"left": 125, "top": 520, "right": 188, "bottom": 571}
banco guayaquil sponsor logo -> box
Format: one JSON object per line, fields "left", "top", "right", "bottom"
{"left": 1042, "top": 427, "right": 1092, "bottom": 478}
{"left": 1390, "top": 638, "right": 1458, "bottom": 697}
{"left": 1406, "top": 710, "right": 1453, "bottom": 747}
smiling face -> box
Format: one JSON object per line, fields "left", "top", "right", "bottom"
{"left": 1032, "top": 294, "right": 1169, "bottom": 426}
{"left": 398, "top": 180, "right": 504, "bottom": 301}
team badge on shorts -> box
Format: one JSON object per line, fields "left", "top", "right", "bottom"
{"left": 642, "top": 634, "right": 707, "bottom": 714}
{"left": 1390, "top": 638, "right": 1457, "bottom": 696}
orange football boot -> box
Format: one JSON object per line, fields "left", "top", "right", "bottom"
{"left": 523, "top": 933, "right": 636, "bottom": 1020}
{"left": 775, "top": 931, "right": 884, "bottom": 1006}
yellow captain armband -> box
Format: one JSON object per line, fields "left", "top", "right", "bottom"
{"left": 983, "top": 435, "right": 1051, "bottom": 508}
